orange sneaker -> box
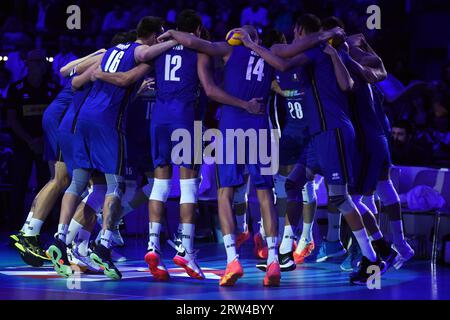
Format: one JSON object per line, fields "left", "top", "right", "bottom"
{"left": 293, "top": 239, "right": 315, "bottom": 264}
{"left": 144, "top": 249, "right": 170, "bottom": 281}
{"left": 253, "top": 233, "right": 268, "bottom": 259}
{"left": 219, "top": 258, "right": 244, "bottom": 286}
{"left": 236, "top": 230, "right": 250, "bottom": 249}
{"left": 263, "top": 261, "right": 281, "bottom": 287}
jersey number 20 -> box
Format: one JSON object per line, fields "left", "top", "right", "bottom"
{"left": 165, "top": 54, "right": 182, "bottom": 81}
{"left": 246, "top": 56, "right": 264, "bottom": 82}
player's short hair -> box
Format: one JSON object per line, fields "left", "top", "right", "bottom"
{"left": 295, "top": 14, "right": 321, "bottom": 34}
{"left": 242, "top": 25, "right": 258, "bottom": 42}
{"left": 110, "top": 31, "right": 137, "bottom": 46}
{"left": 322, "top": 16, "right": 346, "bottom": 30}
{"left": 262, "top": 29, "right": 285, "bottom": 47}
{"left": 136, "top": 16, "right": 164, "bottom": 39}
{"left": 176, "top": 9, "right": 202, "bottom": 33}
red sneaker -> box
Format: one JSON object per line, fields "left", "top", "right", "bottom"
{"left": 236, "top": 230, "right": 250, "bottom": 249}
{"left": 263, "top": 261, "right": 281, "bottom": 287}
{"left": 144, "top": 249, "right": 170, "bottom": 281}
{"left": 293, "top": 239, "right": 315, "bottom": 264}
{"left": 173, "top": 249, "right": 205, "bottom": 280}
{"left": 253, "top": 233, "right": 268, "bottom": 259}
{"left": 219, "top": 258, "right": 244, "bottom": 286}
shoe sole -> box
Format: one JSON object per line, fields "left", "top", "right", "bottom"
{"left": 48, "top": 245, "right": 74, "bottom": 277}
{"left": 144, "top": 253, "right": 170, "bottom": 281}
{"left": 256, "top": 264, "right": 296, "bottom": 273}
{"left": 316, "top": 249, "right": 347, "bottom": 263}
{"left": 90, "top": 252, "right": 121, "bottom": 280}
{"left": 173, "top": 256, "right": 204, "bottom": 280}
{"left": 219, "top": 272, "right": 243, "bottom": 286}
{"left": 263, "top": 274, "right": 280, "bottom": 287}
{"left": 15, "top": 244, "right": 44, "bottom": 267}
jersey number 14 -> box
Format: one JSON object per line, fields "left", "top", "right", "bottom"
{"left": 246, "top": 56, "right": 264, "bottom": 82}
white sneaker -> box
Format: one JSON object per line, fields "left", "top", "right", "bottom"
{"left": 69, "top": 245, "right": 101, "bottom": 272}
{"left": 169, "top": 239, "right": 205, "bottom": 280}
{"left": 393, "top": 240, "right": 415, "bottom": 269}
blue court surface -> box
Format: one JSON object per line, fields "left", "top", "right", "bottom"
{"left": 1, "top": 235, "right": 449, "bottom": 300}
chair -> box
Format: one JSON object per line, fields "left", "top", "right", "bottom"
{"left": 402, "top": 168, "right": 450, "bottom": 266}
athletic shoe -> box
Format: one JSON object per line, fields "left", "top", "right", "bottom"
{"left": 90, "top": 244, "right": 122, "bottom": 280}
{"left": 316, "top": 239, "right": 347, "bottom": 262}
{"left": 293, "top": 238, "right": 315, "bottom": 264}
{"left": 9, "top": 231, "right": 23, "bottom": 247}
{"left": 95, "top": 226, "right": 125, "bottom": 248}
{"left": 350, "top": 256, "right": 386, "bottom": 285}
{"left": 393, "top": 240, "right": 415, "bottom": 269}
{"left": 340, "top": 242, "right": 362, "bottom": 272}
{"left": 48, "top": 238, "right": 74, "bottom": 277}
{"left": 173, "top": 247, "right": 205, "bottom": 280}
{"left": 263, "top": 261, "right": 281, "bottom": 287}
{"left": 372, "top": 238, "right": 398, "bottom": 270}
{"left": 256, "top": 251, "right": 296, "bottom": 272}
{"left": 236, "top": 230, "right": 250, "bottom": 249}
{"left": 68, "top": 245, "right": 101, "bottom": 273}
{"left": 219, "top": 258, "right": 244, "bottom": 286}
{"left": 15, "top": 234, "right": 50, "bottom": 267}
{"left": 144, "top": 248, "right": 170, "bottom": 281}
{"left": 253, "top": 233, "right": 268, "bottom": 259}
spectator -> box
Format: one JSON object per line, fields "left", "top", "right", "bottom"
{"left": 390, "top": 120, "right": 432, "bottom": 166}
{"left": 197, "top": 1, "right": 212, "bottom": 30}
{"left": 4, "top": 34, "right": 33, "bottom": 83}
{"left": 101, "top": 4, "right": 131, "bottom": 33}
{"left": 52, "top": 35, "right": 78, "bottom": 87}
{"left": 167, "top": 0, "right": 185, "bottom": 24}
{"left": 240, "top": 0, "right": 269, "bottom": 31}
{"left": 5, "top": 49, "right": 59, "bottom": 228}
{"left": 0, "top": 67, "right": 12, "bottom": 131}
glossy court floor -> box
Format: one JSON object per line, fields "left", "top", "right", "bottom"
{"left": 1, "top": 234, "right": 449, "bottom": 300}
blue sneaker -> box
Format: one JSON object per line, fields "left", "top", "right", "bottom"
{"left": 316, "top": 239, "right": 347, "bottom": 262}
{"left": 340, "top": 242, "right": 363, "bottom": 271}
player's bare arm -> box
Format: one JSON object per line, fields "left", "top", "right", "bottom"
{"left": 323, "top": 44, "right": 354, "bottom": 91}
{"left": 158, "top": 30, "right": 232, "bottom": 58}
{"left": 92, "top": 63, "right": 151, "bottom": 87}
{"left": 134, "top": 39, "right": 178, "bottom": 63}
{"left": 270, "top": 27, "right": 345, "bottom": 58}
{"left": 197, "top": 53, "right": 263, "bottom": 114}
{"left": 59, "top": 48, "right": 106, "bottom": 77}
{"left": 72, "top": 63, "right": 100, "bottom": 90}
{"left": 233, "top": 28, "right": 309, "bottom": 72}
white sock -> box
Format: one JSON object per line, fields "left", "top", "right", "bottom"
{"left": 57, "top": 224, "right": 68, "bottom": 243}
{"left": 327, "top": 212, "right": 341, "bottom": 242}
{"left": 278, "top": 216, "right": 285, "bottom": 239}
{"left": 24, "top": 217, "right": 44, "bottom": 236}
{"left": 259, "top": 219, "right": 266, "bottom": 239}
{"left": 362, "top": 195, "right": 378, "bottom": 214}
{"left": 76, "top": 228, "right": 91, "bottom": 256}
{"left": 21, "top": 212, "right": 34, "bottom": 232}
{"left": 235, "top": 214, "right": 246, "bottom": 233}
{"left": 223, "top": 234, "right": 238, "bottom": 263}
{"left": 390, "top": 220, "right": 405, "bottom": 246}
{"left": 100, "top": 229, "right": 113, "bottom": 249}
{"left": 148, "top": 222, "right": 161, "bottom": 251}
{"left": 180, "top": 223, "right": 195, "bottom": 253}
{"left": 280, "top": 225, "right": 295, "bottom": 254}
{"left": 300, "top": 222, "right": 313, "bottom": 242}
{"left": 369, "top": 231, "right": 384, "bottom": 241}
{"left": 353, "top": 228, "right": 377, "bottom": 262}
{"left": 66, "top": 220, "right": 83, "bottom": 245}
{"left": 266, "top": 236, "right": 279, "bottom": 265}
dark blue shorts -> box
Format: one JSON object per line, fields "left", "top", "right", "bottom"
{"left": 351, "top": 134, "right": 391, "bottom": 194}
{"left": 56, "top": 130, "right": 78, "bottom": 177}
{"left": 279, "top": 126, "right": 310, "bottom": 166}
{"left": 74, "top": 119, "right": 126, "bottom": 175}
{"left": 43, "top": 116, "right": 61, "bottom": 162}
{"left": 306, "top": 126, "right": 355, "bottom": 186}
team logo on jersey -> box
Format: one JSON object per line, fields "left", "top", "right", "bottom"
{"left": 292, "top": 73, "right": 300, "bottom": 82}
{"left": 332, "top": 172, "right": 340, "bottom": 181}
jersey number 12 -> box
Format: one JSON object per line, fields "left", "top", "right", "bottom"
{"left": 164, "top": 54, "right": 182, "bottom": 81}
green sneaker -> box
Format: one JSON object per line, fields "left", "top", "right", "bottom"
{"left": 90, "top": 244, "right": 122, "bottom": 280}
{"left": 47, "top": 238, "right": 74, "bottom": 277}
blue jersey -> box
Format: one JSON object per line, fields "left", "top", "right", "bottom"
{"left": 348, "top": 75, "right": 384, "bottom": 139}
{"left": 220, "top": 46, "right": 275, "bottom": 123}
{"left": 42, "top": 81, "right": 74, "bottom": 127}
{"left": 275, "top": 68, "right": 307, "bottom": 130}
{"left": 372, "top": 84, "right": 391, "bottom": 137}
{"left": 59, "top": 80, "right": 93, "bottom": 133}
{"left": 78, "top": 42, "right": 142, "bottom": 132}
{"left": 302, "top": 46, "right": 353, "bottom": 135}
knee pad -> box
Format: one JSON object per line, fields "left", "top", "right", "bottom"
{"left": 328, "top": 184, "right": 356, "bottom": 215}
{"left": 233, "top": 182, "right": 248, "bottom": 205}
{"left": 149, "top": 178, "right": 171, "bottom": 202}
{"left": 376, "top": 180, "right": 400, "bottom": 206}
{"left": 302, "top": 180, "right": 317, "bottom": 204}
{"left": 179, "top": 178, "right": 200, "bottom": 204}
{"left": 362, "top": 194, "right": 378, "bottom": 214}
{"left": 82, "top": 184, "right": 107, "bottom": 212}
{"left": 274, "top": 174, "right": 288, "bottom": 199}
{"left": 351, "top": 194, "right": 369, "bottom": 215}
{"left": 105, "top": 174, "right": 126, "bottom": 199}
{"left": 65, "top": 169, "right": 90, "bottom": 197}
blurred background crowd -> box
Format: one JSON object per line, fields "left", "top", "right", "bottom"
{"left": 0, "top": 0, "right": 449, "bottom": 191}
